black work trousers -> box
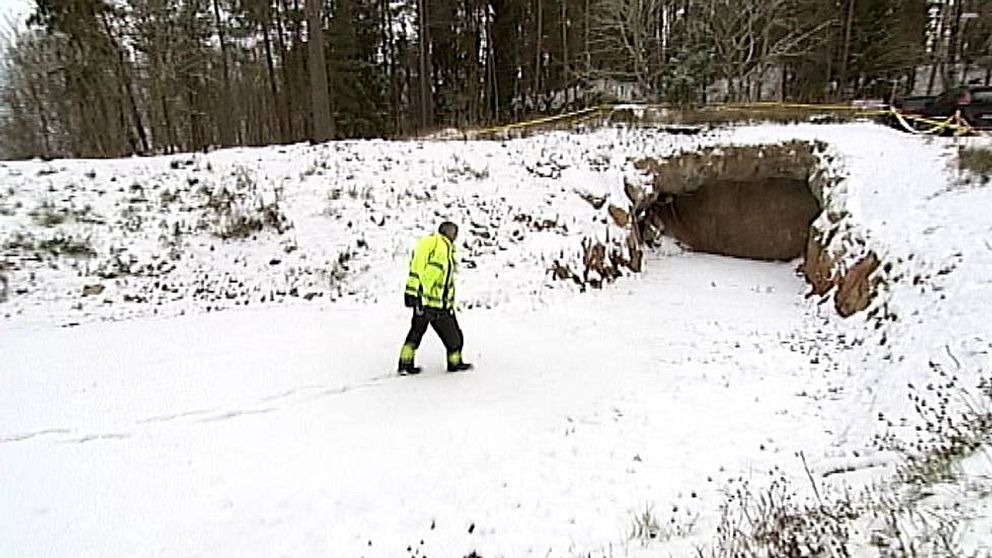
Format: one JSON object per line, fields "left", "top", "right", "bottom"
{"left": 404, "top": 307, "right": 464, "bottom": 355}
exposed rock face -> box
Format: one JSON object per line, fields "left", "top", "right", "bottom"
{"left": 608, "top": 205, "right": 630, "bottom": 228}
{"left": 568, "top": 139, "right": 882, "bottom": 318}
{"left": 633, "top": 141, "right": 820, "bottom": 198}
{"left": 802, "top": 234, "right": 881, "bottom": 318}
{"left": 834, "top": 253, "right": 880, "bottom": 317}
{"left": 803, "top": 235, "right": 835, "bottom": 297}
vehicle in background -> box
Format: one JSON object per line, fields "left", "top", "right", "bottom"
{"left": 890, "top": 86, "right": 992, "bottom": 131}
{"left": 891, "top": 95, "right": 935, "bottom": 114}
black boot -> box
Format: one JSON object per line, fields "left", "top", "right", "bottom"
{"left": 398, "top": 361, "right": 422, "bottom": 375}
{"left": 447, "top": 361, "right": 473, "bottom": 372}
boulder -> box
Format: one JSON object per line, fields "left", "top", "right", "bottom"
{"left": 835, "top": 254, "right": 880, "bottom": 318}
{"left": 803, "top": 236, "right": 835, "bottom": 297}
{"left": 608, "top": 205, "right": 630, "bottom": 227}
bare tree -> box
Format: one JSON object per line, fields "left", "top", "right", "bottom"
{"left": 702, "top": 0, "right": 831, "bottom": 102}
{"left": 586, "top": 0, "right": 668, "bottom": 99}
{"left": 0, "top": 30, "right": 64, "bottom": 158}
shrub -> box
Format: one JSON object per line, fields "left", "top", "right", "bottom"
{"left": 29, "top": 200, "right": 68, "bottom": 227}
{"left": 37, "top": 234, "right": 96, "bottom": 258}
{"left": 958, "top": 147, "right": 992, "bottom": 181}
{"left": 707, "top": 474, "right": 856, "bottom": 558}
{"left": 202, "top": 167, "right": 292, "bottom": 240}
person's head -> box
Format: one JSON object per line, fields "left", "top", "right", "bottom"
{"left": 438, "top": 221, "right": 458, "bottom": 242}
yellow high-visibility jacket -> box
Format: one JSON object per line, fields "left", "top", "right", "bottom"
{"left": 405, "top": 233, "right": 456, "bottom": 310}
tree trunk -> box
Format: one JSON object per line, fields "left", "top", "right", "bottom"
{"left": 484, "top": 6, "right": 497, "bottom": 121}
{"left": 928, "top": 0, "right": 949, "bottom": 94}
{"left": 949, "top": 0, "right": 963, "bottom": 68}
{"left": 381, "top": 0, "right": 399, "bottom": 134}
{"left": 187, "top": 81, "right": 202, "bottom": 151}
{"left": 561, "top": 0, "right": 568, "bottom": 104}
{"left": 839, "top": 0, "right": 856, "bottom": 98}
{"left": 26, "top": 81, "right": 53, "bottom": 158}
{"left": 160, "top": 93, "right": 175, "bottom": 154}
{"left": 584, "top": 0, "right": 591, "bottom": 72}
{"left": 260, "top": 11, "right": 285, "bottom": 143}
{"left": 534, "top": 0, "right": 542, "bottom": 109}
{"left": 417, "top": 0, "right": 433, "bottom": 129}
{"left": 212, "top": 0, "right": 236, "bottom": 146}
{"left": 467, "top": 0, "right": 481, "bottom": 125}
{"left": 824, "top": 21, "right": 834, "bottom": 100}
{"left": 99, "top": 13, "right": 149, "bottom": 154}
{"left": 275, "top": 0, "right": 297, "bottom": 140}
{"left": 305, "top": 0, "right": 334, "bottom": 141}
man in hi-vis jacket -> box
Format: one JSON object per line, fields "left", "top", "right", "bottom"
{"left": 398, "top": 221, "right": 473, "bottom": 375}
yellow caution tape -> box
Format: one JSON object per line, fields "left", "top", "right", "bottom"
{"left": 715, "top": 101, "right": 883, "bottom": 112}
{"left": 886, "top": 108, "right": 975, "bottom": 136}
{"left": 464, "top": 102, "right": 982, "bottom": 137}
{"left": 473, "top": 105, "right": 612, "bottom": 136}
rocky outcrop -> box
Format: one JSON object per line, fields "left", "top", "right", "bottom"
{"left": 607, "top": 205, "right": 630, "bottom": 228}
{"left": 802, "top": 234, "right": 835, "bottom": 297}
{"left": 804, "top": 224, "right": 882, "bottom": 319}
{"left": 629, "top": 142, "right": 824, "bottom": 262}
{"left": 566, "top": 140, "right": 882, "bottom": 318}
{"left": 834, "top": 253, "right": 880, "bottom": 317}
{"left": 632, "top": 141, "right": 821, "bottom": 198}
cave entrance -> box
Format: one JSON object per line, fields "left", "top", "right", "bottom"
{"left": 657, "top": 177, "right": 820, "bottom": 261}
{"left": 634, "top": 142, "right": 824, "bottom": 262}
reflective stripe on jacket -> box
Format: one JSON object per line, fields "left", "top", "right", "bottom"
{"left": 404, "top": 233, "right": 456, "bottom": 310}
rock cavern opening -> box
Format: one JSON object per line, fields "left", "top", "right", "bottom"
{"left": 567, "top": 141, "right": 876, "bottom": 318}
{"left": 632, "top": 142, "right": 825, "bottom": 262}
{"left": 654, "top": 176, "right": 819, "bottom": 261}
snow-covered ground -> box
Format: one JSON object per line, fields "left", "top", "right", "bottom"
{"left": 2, "top": 123, "right": 991, "bottom": 557}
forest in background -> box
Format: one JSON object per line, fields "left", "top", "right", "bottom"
{"left": 0, "top": 0, "right": 990, "bottom": 159}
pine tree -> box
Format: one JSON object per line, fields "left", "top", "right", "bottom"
{"left": 328, "top": 0, "right": 388, "bottom": 136}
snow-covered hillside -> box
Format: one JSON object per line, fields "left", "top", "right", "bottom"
{"left": 2, "top": 123, "right": 991, "bottom": 557}
{"left": 0, "top": 131, "right": 676, "bottom": 326}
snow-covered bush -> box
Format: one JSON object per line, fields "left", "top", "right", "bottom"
{"left": 0, "top": 186, "right": 18, "bottom": 216}
{"left": 444, "top": 155, "right": 490, "bottom": 181}
{"left": 3, "top": 231, "right": 95, "bottom": 258}
{"left": 874, "top": 363, "right": 992, "bottom": 488}
{"left": 705, "top": 366, "right": 992, "bottom": 558}
{"left": 202, "top": 167, "right": 292, "bottom": 240}
{"left": 28, "top": 200, "right": 100, "bottom": 228}
{"left": 629, "top": 504, "right": 697, "bottom": 546}
{"left": 707, "top": 474, "right": 856, "bottom": 558}
{"left": 958, "top": 147, "right": 992, "bottom": 183}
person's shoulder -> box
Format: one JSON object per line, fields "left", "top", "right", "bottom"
{"left": 415, "top": 233, "right": 442, "bottom": 250}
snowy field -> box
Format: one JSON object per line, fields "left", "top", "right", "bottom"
{"left": 2, "top": 123, "right": 992, "bottom": 557}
